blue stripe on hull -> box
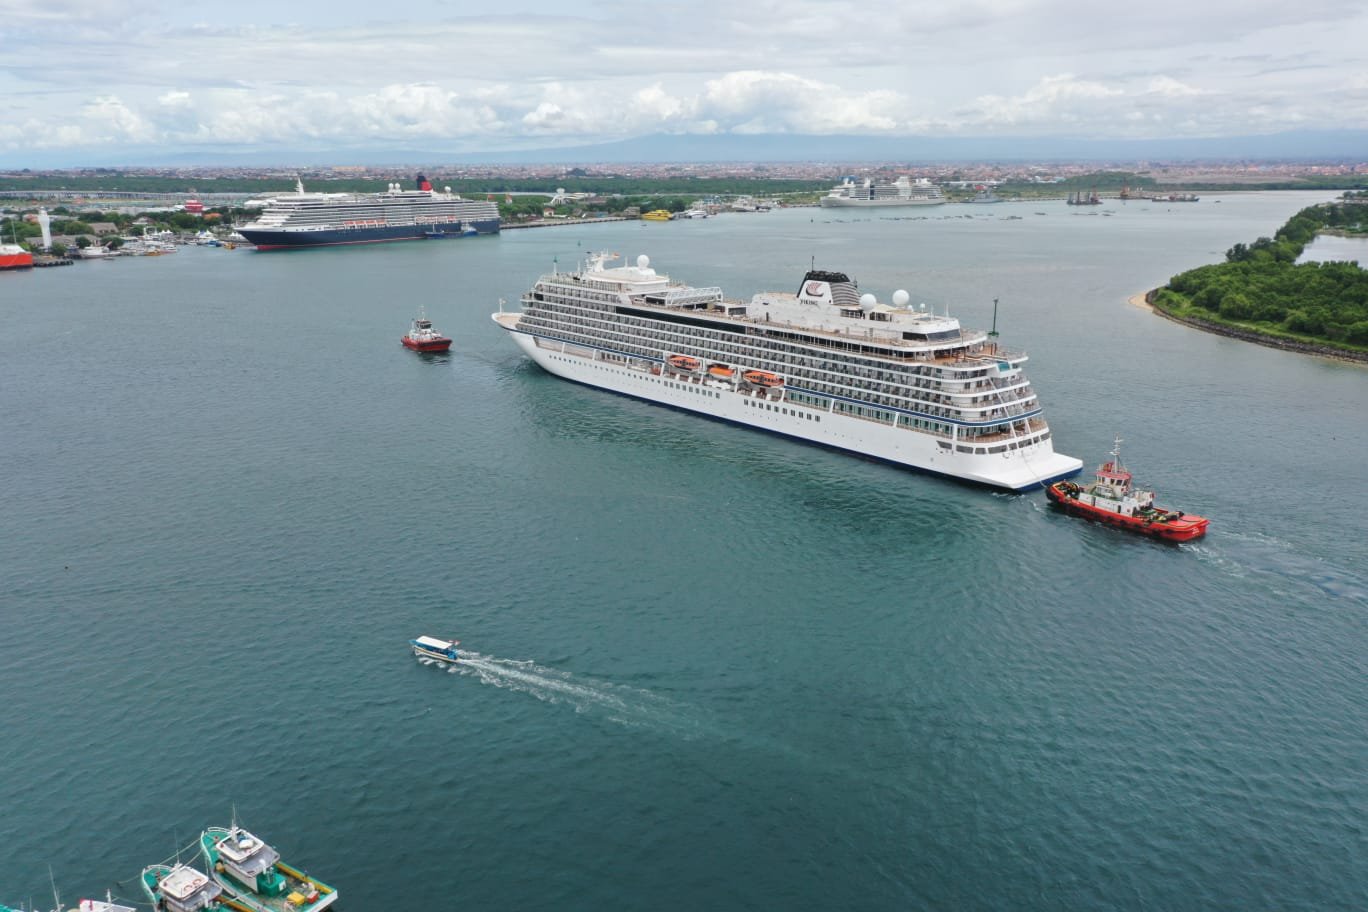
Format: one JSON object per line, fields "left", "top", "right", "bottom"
{"left": 241, "top": 219, "right": 500, "bottom": 249}
{"left": 513, "top": 341, "right": 1077, "bottom": 492}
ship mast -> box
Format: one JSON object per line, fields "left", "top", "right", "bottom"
{"left": 1110, "top": 435, "right": 1125, "bottom": 472}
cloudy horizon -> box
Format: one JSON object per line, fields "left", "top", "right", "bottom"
{"left": 2, "top": 0, "right": 1366, "bottom": 164}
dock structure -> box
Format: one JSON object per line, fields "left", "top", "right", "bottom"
{"left": 502, "top": 216, "right": 631, "bottom": 230}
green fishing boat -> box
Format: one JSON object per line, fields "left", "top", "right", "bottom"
{"left": 141, "top": 863, "right": 227, "bottom": 912}
{"left": 199, "top": 827, "right": 337, "bottom": 912}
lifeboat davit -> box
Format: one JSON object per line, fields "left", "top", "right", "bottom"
{"left": 667, "top": 354, "right": 700, "bottom": 372}
{"left": 742, "top": 369, "right": 783, "bottom": 388}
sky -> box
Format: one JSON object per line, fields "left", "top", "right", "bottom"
{"left": 1, "top": 0, "right": 1366, "bottom": 164}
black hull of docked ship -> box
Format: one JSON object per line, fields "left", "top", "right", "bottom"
{"left": 240, "top": 219, "right": 500, "bottom": 250}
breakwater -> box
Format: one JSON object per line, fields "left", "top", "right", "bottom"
{"left": 1145, "top": 288, "right": 1368, "bottom": 364}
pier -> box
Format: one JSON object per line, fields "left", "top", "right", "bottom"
{"left": 502, "top": 216, "right": 631, "bottom": 230}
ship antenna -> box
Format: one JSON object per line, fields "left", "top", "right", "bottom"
{"left": 48, "top": 865, "right": 60, "bottom": 912}
{"left": 989, "top": 297, "right": 1000, "bottom": 339}
{"left": 1111, "top": 435, "right": 1124, "bottom": 470}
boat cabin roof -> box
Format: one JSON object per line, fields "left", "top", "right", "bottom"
{"left": 217, "top": 829, "right": 281, "bottom": 874}
{"left": 1096, "top": 461, "right": 1132, "bottom": 483}
{"left": 159, "top": 867, "right": 215, "bottom": 901}
{"left": 415, "top": 635, "right": 456, "bottom": 649}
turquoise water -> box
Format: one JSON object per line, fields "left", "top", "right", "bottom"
{"left": 2, "top": 192, "right": 1366, "bottom": 910}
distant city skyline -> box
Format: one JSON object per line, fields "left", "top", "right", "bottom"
{"left": 2, "top": 0, "right": 1366, "bottom": 166}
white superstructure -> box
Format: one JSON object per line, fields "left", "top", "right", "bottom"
{"left": 494, "top": 254, "right": 1081, "bottom": 490}
{"left": 820, "top": 176, "right": 945, "bottom": 207}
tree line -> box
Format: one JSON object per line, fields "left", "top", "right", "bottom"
{"left": 1153, "top": 200, "right": 1368, "bottom": 348}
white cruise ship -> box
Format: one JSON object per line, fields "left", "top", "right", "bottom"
{"left": 493, "top": 254, "right": 1081, "bottom": 489}
{"left": 238, "top": 176, "right": 499, "bottom": 250}
{"left": 820, "top": 176, "right": 946, "bottom": 208}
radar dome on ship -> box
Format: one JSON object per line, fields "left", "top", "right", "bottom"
{"left": 859, "top": 293, "right": 877, "bottom": 312}
{"left": 892, "top": 289, "right": 909, "bottom": 307}
{"left": 637, "top": 254, "right": 650, "bottom": 269}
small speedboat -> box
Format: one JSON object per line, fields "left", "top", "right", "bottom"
{"left": 402, "top": 312, "right": 452, "bottom": 352}
{"left": 411, "top": 635, "right": 461, "bottom": 663}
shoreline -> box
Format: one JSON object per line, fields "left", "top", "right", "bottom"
{"left": 1137, "top": 288, "right": 1368, "bottom": 365}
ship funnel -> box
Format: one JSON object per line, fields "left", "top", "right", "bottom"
{"left": 416, "top": 174, "right": 432, "bottom": 192}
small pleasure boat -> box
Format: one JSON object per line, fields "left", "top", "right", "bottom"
{"left": 1045, "top": 437, "right": 1209, "bottom": 541}
{"left": 411, "top": 635, "right": 461, "bottom": 663}
{"left": 402, "top": 312, "right": 452, "bottom": 352}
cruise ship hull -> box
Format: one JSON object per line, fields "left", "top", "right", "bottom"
{"left": 496, "top": 316, "right": 1081, "bottom": 491}
{"left": 818, "top": 197, "right": 945, "bottom": 208}
{"left": 239, "top": 219, "right": 500, "bottom": 250}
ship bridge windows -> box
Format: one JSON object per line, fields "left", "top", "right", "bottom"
{"left": 903, "top": 329, "right": 963, "bottom": 342}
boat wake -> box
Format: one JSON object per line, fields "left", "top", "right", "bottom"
{"left": 442, "top": 652, "right": 707, "bottom": 737}
{"left": 1188, "top": 530, "right": 1368, "bottom": 605}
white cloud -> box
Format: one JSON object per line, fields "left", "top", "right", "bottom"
{"left": 0, "top": 0, "right": 1366, "bottom": 157}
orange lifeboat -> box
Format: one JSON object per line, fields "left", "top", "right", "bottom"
{"left": 742, "top": 369, "right": 783, "bottom": 388}
{"left": 667, "top": 354, "right": 701, "bottom": 373}
{"left": 707, "top": 364, "right": 735, "bottom": 379}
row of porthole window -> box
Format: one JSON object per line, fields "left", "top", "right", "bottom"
{"left": 744, "top": 399, "right": 821, "bottom": 422}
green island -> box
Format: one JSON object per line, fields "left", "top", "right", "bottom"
{"left": 1148, "top": 192, "right": 1368, "bottom": 361}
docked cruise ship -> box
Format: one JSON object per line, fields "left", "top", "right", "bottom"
{"left": 819, "top": 176, "right": 945, "bottom": 208}
{"left": 493, "top": 254, "right": 1081, "bottom": 489}
{"left": 237, "top": 176, "right": 499, "bottom": 250}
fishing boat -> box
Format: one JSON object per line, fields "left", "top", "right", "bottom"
{"left": 1045, "top": 437, "right": 1209, "bottom": 541}
{"left": 401, "top": 312, "right": 452, "bottom": 352}
{"left": 411, "top": 635, "right": 461, "bottom": 663}
{"left": 141, "top": 864, "right": 225, "bottom": 912}
{"left": 75, "top": 898, "right": 137, "bottom": 912}
{"left": 200, "top": 826, "right": 337, "bottom": 912}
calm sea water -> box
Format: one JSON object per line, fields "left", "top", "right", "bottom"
{"left": 2, "top": 192, "right": 1365, "bottom": 911}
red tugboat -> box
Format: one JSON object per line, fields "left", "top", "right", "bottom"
{"left": 401, "top": 311, "right": 452, "bottom": 352}
{"left": 0, "top": 243, "right": 34, "bottom": 270}
{"left": 1046, "top": 437, "right": 1209, "bottom": 541}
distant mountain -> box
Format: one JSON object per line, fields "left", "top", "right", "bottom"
{"left": 8, "top": 130, "right": 1368, "bottom": 168}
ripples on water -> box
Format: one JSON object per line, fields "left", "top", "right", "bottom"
{"left": 2, "top": 194, "right": 1366, "bottom": 911}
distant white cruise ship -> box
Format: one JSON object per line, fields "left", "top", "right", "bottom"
{"left": 820, "top": 176, "right": 946, "bottom": 207}
{"left": 237, "top": 175, "right": 499, "bottom": 249}
{"left": 493, "top": 254, "right": 1080, "bottom": 489}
